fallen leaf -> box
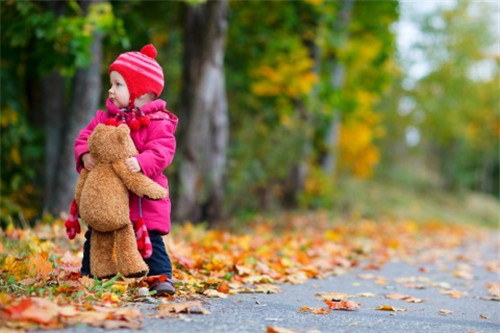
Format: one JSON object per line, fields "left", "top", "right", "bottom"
{"left": 487, "top": 282, "right": 500, "bottom": 297}
{"left": 74, "top": 307, "right": 142, "bottom": 330}
{"left": 28, "top": 253, "right": 53, "bottom": 278}
{"left": 156, "top": 302, "right": 211, "bottom": 317}
{"left": 255, "top": 284, "right": 282, "bottom": 294}
{"left": 479, "top": 314, "right": 489, "bottom": 320}
{"left": 385, "top": 293, "right": 424, "bottom": 303}
{"left": 439, "top": 309, "right": 453, "bottom": 315}
{"left": 385, "top": 293, "right": 409, "bottom": 300}
{"left": 283, "top": 271, "right": 308, "bottom": 284}
{"left": 267, "top": 326, "right": 298, "bottom": 333}
{"left": 439, "top": 289, "right": 465, "bottom": 299}
{"left": 234, "top": 265, "right": 252, "bottom": 276}
{"left": 216, "top": 280, "right": 230, "bottom": 294}
{"left": 203, "top": 289, "right": 228, "bottom": 298}
{"left": 299, "top": 306, "right": 331, "bottom": 315}
{"left": 243, "top": 275, "right": 274, "bottom": 284}
{"left": 325, "top": 299, "right": 360, "bottom": 311}
{"left": 374, "top": 305, "right": 407, "bottom": 312}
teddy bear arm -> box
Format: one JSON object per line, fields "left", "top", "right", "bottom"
{"left": 112, "top": 160, "right": 168, "bottom": 200}
{"left": 75, "top": 169, "right": 89, "bottom": 207}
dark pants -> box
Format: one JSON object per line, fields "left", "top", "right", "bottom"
{"left": 81, "top": 227, "right": 173, "bottom": 278}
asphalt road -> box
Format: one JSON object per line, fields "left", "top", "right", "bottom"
{"left": 43, "top": 235, "right": 500, "bottom": 333}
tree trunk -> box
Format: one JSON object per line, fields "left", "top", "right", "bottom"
{"left": 49, "top": 0, "right": 103, "bottom": 215}
{"left": 42, "top": 72, "right": 66, "bottom": 212}
{"left": 321, "top": 0, "right": 354, "bottom": 175}
{"left": 176, "top": 0, "right": 229, "bottom": 224}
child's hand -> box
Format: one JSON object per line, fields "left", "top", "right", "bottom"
{"left": 125, "top": 157, "right": 141, "bottom": 173}
{"left": 82, "top": 153, "right": 97, "bottom": 171}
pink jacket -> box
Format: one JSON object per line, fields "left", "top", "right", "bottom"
{"left": 74, "top": 99, "right": 178, "bottom": 234}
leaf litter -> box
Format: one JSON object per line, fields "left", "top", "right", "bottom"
{"left": 0, "top": 216, "right": 495, "bottom": 329}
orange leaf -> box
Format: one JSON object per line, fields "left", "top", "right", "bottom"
{"left": 267, "top": 326, "right": 298, "bottom": 333}
{"left": 217, "top": 280, "right": 230, "bottom": 294}
{"left": 325, "top": 300, "right": 360, "bottom": 311}
{"left": 374, "top": 305, "right": 407, "bottom": 312}
{"left": 299, "top": 306, "right": 331, "bottom": 315}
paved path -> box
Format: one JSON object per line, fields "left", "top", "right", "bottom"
{"left": 43, "top": 235, "right": 500, "bottom": 333}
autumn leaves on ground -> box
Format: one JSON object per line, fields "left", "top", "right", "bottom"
{"left": 0, "top": 213, "right": 498, "bottom": 331}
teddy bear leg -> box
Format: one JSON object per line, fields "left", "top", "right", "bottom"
{"left": 90, "top": 230, "right": 118, "bottom": 279}
{"left": 115, "top": 224, "right": 149, "bottom": 278}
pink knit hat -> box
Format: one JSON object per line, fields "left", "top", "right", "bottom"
{"left": 109, "top": 44, "right": 164, "bottom": 104}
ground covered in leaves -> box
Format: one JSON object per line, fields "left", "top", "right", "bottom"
{"left": 0, "top": 213, "right": 498, "bottom": 331}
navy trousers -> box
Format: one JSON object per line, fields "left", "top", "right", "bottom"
{"left": 81, "top": 228, "right": 173, "bottom": 278}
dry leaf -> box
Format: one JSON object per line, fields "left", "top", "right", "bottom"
{"left": 243, "top": 275, "right": 274, "bottom": 284}
{"left": 374, "top": 305, "right": 407, "bottom": 312}
{"left": 385, "top": 293, "right": 424, "bottom": 303}
{"left": 156, "top": 301, "right": 211, "bottom": 317}
{"left": 325, "top": 299, "right": 360, "bottom": 311}
{"left": 385, "top": 293, "right": 409, "bottom": 300}
{"left": 234, "top": 265, "right": 252, "bottom": 276}
{"left": 299, "top": 306, "right": 331, "bottom": 315}
{"left": 216, "top": 280, "right": 230, "bottom": 294}
{"left": 73, "top": 307, "right": 142, "bottom": 330}
{"left": 487, "top": 282, "right": 500, "bottom": 297}
{"left": 439, "top": 289, "right": 465, "bottom": 298}
{"left": 439, "top": 309, "right": 453, "bottom": 315}
{"left": 283, "top": 271, "right": 308, "bottom": 285}
{"left": 255, "top": 284, "right": 282, "bottom": 294}
{"left": 267, "top": 326, "right": 298, "bottom": 333}
{"left": 203, "top": 289, "right": 228, "bottom": 298}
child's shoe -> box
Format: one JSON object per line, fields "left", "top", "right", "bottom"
{"left": 150, "top": 278, "right": 176, "bottom": 296}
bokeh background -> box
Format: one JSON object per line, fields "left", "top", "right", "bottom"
{"left": 1, "top": 0, "right": 499, "bottom": 228}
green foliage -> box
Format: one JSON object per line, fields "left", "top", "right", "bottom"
{"left": 0, "top": 1, "right": 128, "bottom": 226}
{"left": 398, "top": 0, "right": 499, "bottom": 195}
{"left": 224, "top": 0, "right": 399, "bottom": 213}
{"left": 0, "top": 107, "right": 43, "bottom": 227}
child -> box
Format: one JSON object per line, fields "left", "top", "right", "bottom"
{"left": 72, "top": 44, "right": 177, "bottom": 296}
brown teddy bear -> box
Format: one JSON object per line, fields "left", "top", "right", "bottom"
{"left": 74, "top": 124, "right": 167, "bottom": 278}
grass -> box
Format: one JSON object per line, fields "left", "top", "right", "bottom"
{"left": 220, "top": 174, "right": 499, "bottom": 233}
{"left": 335, "top": 177, "right": 499, "bottom": 227}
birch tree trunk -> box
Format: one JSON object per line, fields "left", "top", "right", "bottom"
{"left": 176, "top": 0, "right": 229, "bottom": 224}
{"left": 48, "top": 0, "right": 103, "bottom": 215}
{"left": 321, "top": 0, "right": 354, "bottom": 175}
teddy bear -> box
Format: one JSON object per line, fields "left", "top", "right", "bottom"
{"left": 74, "top": 124, "right": 167, "bottom": 278}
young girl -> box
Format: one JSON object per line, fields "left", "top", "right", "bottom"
{"left": 71, "top": 44, "right": 177, "bottom": 296}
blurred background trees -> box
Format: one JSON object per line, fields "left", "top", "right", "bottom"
{"left": 1, "top": 0, "right": 498, "bottom": 227}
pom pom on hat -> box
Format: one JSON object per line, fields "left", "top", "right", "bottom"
{"left": 105, "top": 117, "right": 118, "bottom": 126}
{"left": 109, "top": 44, "right": 164, "bottom": 102}
{"left": 141, "top": 44, "right": 157, "bottom": 59}
{"left": 129, "top": 118, "right": 141, "bottom": 132}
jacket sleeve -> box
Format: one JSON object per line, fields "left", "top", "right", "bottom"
{"left": 135, "top": 119, "right": 177, "bottom": 178}
{"left": 74, "top": 111, "right": 105, "bottom": 173}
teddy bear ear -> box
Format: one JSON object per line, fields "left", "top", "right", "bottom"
{"left": 94, "top": 123, "right": 105, "bottom": 132}
{"left": 116, "top": 124, "right": 130, "bottom": 136}
{"left": 116, "top": 124, "right": 130, "bottom": 144}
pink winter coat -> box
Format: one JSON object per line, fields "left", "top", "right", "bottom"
{"left": 74, "top": 99, "right": 178, "bottom": 234}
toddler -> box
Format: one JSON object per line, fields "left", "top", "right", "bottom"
{"left": 71, "top": 44, "right": 177, "bottom": 296}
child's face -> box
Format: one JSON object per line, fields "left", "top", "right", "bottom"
{"left": 108, "top": 71, "right": 130, "bottom": 108}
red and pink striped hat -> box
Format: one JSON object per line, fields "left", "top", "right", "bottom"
{"left": 109, "top": 44, "right": 164, "bottom": 104}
